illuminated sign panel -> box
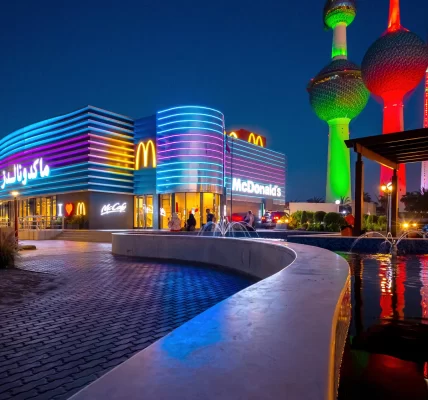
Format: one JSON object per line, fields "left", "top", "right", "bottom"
{"left": 232, "top": 178, "right": 282, "bottom": 198}
{"left": 1, "top": 158, "right": 50, "bottom": 190}
{"left": 76, "top": 202, "right": 86, "bottom": 216}
{"left": 135, "top": 140, "right": 156, "bottom": 169}
{"left": 101, "top": 202, "right": 127, "bottom": 216}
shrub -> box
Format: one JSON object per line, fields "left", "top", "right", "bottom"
{"left": 306, "top": 211, "right": 315, "bottom": 224}
{"left": 314, "top": 211, "right": 326, "bottom": 223}
{"left": 0, "top": 232, "right": 18, "bottom": 269}
{"left": 323, "top": 212, "right": 345, "bottom": 232}
{"left": 291, "top": 211, "right": 303, "bottom": 225}
{"left": 367, "top": 215, "right": 378, "bottom": 224}
{"left": 301, "top": 211, "right": 308, "bottom": 224}
{"left": 378, "top": 216, "right": 387, "bottom": 225}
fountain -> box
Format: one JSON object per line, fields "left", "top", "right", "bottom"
{"left": 198, "top": 220, "right": 258, "bottom": 238}
{"left": 350, "top": 229, "right": 428, "bottom": 255}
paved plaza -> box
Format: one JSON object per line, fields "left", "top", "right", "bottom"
{"left": 0, "top": 241, "right": 255, "bottom": 400}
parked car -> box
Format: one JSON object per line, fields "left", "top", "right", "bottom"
{"left": 231, "top": 213, "right": 246, "bottom": 222}
{"left": 260, "top": 211, "right": 289, "bottom": 229}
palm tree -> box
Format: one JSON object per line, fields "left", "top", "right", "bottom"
{"left": 363, "top": 192, "right": 372, "bottom": 203}
{"left": 307, "top": 196, "right": 325, "bottom": 203}
{"left": 340, "top": 196, "right": 351, "bottom": 205}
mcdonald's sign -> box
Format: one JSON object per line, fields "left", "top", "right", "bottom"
{"left": 248, "top": 133, "right": 264, "bottom": 147}
{"left": 76, "top": 202, "right": 86, "bottom": 216}
{"left": 135, "top": 140, "right": 156, "bottom": 170}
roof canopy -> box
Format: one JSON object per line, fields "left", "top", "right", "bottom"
{"left": 345, "top": 128, "right": 428, "bottom": 169}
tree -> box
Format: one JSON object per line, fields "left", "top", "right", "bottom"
{"left": 340, "top": 196, "right": 351, "bottom": 205}
{"left": 363, "top": 192, "right": 372, "bottom": 203}
{"left": 307, "top": 196, "right": 325, "bottom": 203}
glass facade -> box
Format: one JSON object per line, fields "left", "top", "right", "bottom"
{"left": 134, "top": 195, "right": 154, "bottom": 228}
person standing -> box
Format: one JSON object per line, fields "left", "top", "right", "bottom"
{"left": 244, "top": 210, "right": 255, "bottom": 228}
{"left": 206, "top": 209, "right": 215, "bottom": 224}
{"left": 186, "top": 213, "right": 197, "bottom": 231}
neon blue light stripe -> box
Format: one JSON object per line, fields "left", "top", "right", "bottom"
{"left": 157, "top": 161, "right": 223, "bottom": 168}
{"left": 157, "top": 182, "right": 223, "bottom": 187}
{"left": 157, "top": 175, "right": 222, "bottom": 181}
{"left": 158, "top": 120, "right": 224, "bottom": 129}
{"left": 157, "top": 126, "right": 224, "bottom": 135}
{"left": 157, "top": 113, "right": 224, "bottom": 122}
{"left": 0, "top": 128, "right": 89, "bottom": 159}
{"left": 0, "top": 113, "right": 132, "bottom": 152}
{"left": 158, "top": 105, "right": 223, "bottom": 115}
{"left": 157, "top": 168, "right": 222, "bottom": 174}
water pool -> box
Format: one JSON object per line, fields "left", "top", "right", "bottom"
{"left": 338, "top": 253, "right": 428, "bottom": 399}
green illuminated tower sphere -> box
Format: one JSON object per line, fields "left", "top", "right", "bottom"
{"left": 308, "top": 0, "right": 369, "bottom": 203}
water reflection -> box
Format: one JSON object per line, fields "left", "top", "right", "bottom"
{"left": 339, "top": 253, "right": 428, "bottom": 399}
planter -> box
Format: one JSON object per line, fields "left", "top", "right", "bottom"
{"left": 275, "top": 223, "right": 288, "bottom": 231}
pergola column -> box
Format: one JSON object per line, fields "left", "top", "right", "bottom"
{"left": 354, "top": 153, "right": 364, "bottom": 236}
{"left": 391, "top": 168, "right": 399, "bottom": 237}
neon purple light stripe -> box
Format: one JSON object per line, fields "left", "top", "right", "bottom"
{"left": 225, "top": 161, "right": 285, "bottom": 177}
{"left": 0, "top": 134, "right": 89, "bottom": 167}
{"left": 157, "top": 140, "right": 223, "bottom": 148}
{"left": 158, "top": 154, "right": 224, "bottom": 162}
{"left": 225, "top": 157, "right": 285, "bottom": 175}
{"left": 157, "top": 133, "right": 223, "bottom": 142}
{"left": 157, "top": 148, "right": 223, "bottom": 155}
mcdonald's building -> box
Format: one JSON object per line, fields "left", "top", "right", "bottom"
{"left": 0, "top": 105, "right": 286, "bottom": 230}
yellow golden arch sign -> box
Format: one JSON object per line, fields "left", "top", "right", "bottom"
{"left": 248, "top": 133, "right": 264, "bottom": 147}
{"left": 229, "top": 131, "right": 239, "bottom": 139}
{"left": 76, "top": 202, "right": 86, "bottom": 216}
{"left": 135, "top": 140, "right": 156, "bottom": 170}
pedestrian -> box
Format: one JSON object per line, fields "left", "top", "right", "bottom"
{"left": 186, "top": 213, "right": 197, "bottom": 231}
{"left": 206, "top": 208, "right": 215, "bottom": 224}
{"left": 244, "top": 210, "right": 255, "bottom": 228}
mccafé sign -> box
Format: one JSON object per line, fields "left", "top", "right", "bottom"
{"left": 232, "top": 178, "right": 282, "bottom": 198}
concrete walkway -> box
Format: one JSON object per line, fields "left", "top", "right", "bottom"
{"left": 0, "top": 242, "right": 255, "bottom": 399}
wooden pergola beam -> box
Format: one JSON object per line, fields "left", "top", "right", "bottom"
{"left": 353, "top": 144, "right": 398, "bottom": 170}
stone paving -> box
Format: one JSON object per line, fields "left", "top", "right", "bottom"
{"left": 0, "top": 241, "right": 256, "bottom": 400}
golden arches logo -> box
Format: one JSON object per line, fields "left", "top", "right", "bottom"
{"left": 76, "top": 202, "right": 86, "bottom": 216}
{"left": 135, "top": 140, "right": 156, "bottom": 170}
{"left": 229, "top": 131, "right": 239, "bottom": 139}
{"left": 248, "top": 133, "right": 264, "bottom": 147}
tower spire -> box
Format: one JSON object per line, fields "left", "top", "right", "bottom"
{"left": 387, "top": 0, "right": 402, "bottom": 33}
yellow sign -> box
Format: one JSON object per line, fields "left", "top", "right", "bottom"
{"left": 248, "top": 133, "right": 264, "bottom": 147}
{"left": 135, "top": 140, "right": 156, "bottom": 170}
{"left": 76, "top": 202, "right": 86, "bottom": 216}
{"left": 229, "top": 131, "right": 239, "bottom": 139}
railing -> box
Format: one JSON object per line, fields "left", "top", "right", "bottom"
{"left": 18, "top": 216, "right": 64, "bottom": 230}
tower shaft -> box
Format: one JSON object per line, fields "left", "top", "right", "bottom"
{"left": 332, "top": 22, "right": 347, "bottom": 59}
{"left": 381, "top": 97, "right": 406, "bottom": 202}
{"left": 421, "top": 69, "right": 428, "bottom": 189}
{"left": 326, "top": 118, "right": 352, "bottom": 202}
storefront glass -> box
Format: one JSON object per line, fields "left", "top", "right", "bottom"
{"left": 134, "top": 195, "right": 154, "bottom": 228}
{"left": 160, "top": 194, "right": 171, "bottom": 229}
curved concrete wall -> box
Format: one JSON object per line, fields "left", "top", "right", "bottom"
{"left": 73, "top": 235, "right": 351, "bottom": 400}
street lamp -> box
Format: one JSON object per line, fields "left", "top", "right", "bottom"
{"left": 11, "top": 191, "right": 19, "bottom": 242}
{"left": 381, "top": 183, "right": 393, "bottom": 233}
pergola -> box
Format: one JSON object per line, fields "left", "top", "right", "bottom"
{"left": 345, "top": 127, "right": 428, "bottom": 237}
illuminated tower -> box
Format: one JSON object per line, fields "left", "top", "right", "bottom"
{"left": 308, "top": 0, "right": 369, "bottom": 202}
{"left": 361, "top": 0, "right": 428, "bottom": 199}
{"left": 421, "top": 68, "right": 428, "bottom": 190}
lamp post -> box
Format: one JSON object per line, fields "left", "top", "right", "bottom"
{"left": 335, "top": 199, "right": 340, "bottom": 213}
{"left": 381, "top": 183, "right": 393, "bottom": 233}
{"left": 11, "top": 191, "right": 19, "bottom": 242}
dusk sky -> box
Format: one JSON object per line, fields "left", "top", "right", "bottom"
{"left": 1, "top": 0, "right": 427, "bottom": 201}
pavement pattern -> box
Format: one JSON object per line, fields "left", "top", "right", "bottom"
{"left": 0, "top": 241, "right": 255, "bottom": 400}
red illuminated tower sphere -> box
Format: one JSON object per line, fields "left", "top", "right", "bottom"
{"left": 361, "top": 0, "right": 428, "bottom": 199}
